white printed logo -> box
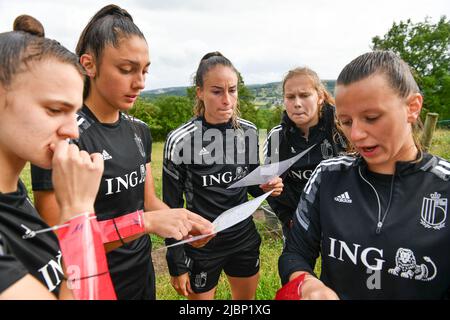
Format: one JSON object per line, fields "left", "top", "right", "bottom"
{"left": 388, "top": 248, "right": 437, "bottom": 281}
{"left": 235, "top": 166, "right": 247, "bottom": 180}
{"left": 134, "top": 133, "right": 146, "bottom": 158}
{"left": 199, "top": 147, "right": 209, "bottom": 156}
{"left": 194, "top": 272, "right": 207, "bottom": 288}
{"left": 102, "top": 150, "right": 112, "bottom": 160}
{"left": 321, "top": 139, "right": 333, "bottom": 160}
{"left": 334, "top": 192, "right": 352, "bottom": 203}
{"left": 420, "top": 192, "right": 447, "bottom": 230}
{"left": 291, "top": 147, "right": 296, "bottom": 154}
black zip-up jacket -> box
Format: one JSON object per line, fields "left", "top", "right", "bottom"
{"left": 264, "top": 105, "right": 346, "bottom": 225}
{"left": 163, "top": 116, "right": 262, "bottom": 276}
{"left": 279, "top": 153, "right": 450, "bottom": 299}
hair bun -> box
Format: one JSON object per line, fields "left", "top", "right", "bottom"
{"left": 13, "top": 15, "right": 45, "bottom": 37}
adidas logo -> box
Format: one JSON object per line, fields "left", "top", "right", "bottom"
{"left": 102, "top": 150, "right": 112, "bottom": 160}
{"left": 199, "top": 147, "right": 209, "bottom": 156}
{"left": 334, "top": 192, "right": 352, "bottom": 203}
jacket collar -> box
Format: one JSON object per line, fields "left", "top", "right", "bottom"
{"left": 281, "top": 110, "right": 327, "bottom": 138}
{"left": 355, "top": 152, "right": 435, "bottom": 176}
{"left": 197, "top": 116, "right": 233, "bottom": 131}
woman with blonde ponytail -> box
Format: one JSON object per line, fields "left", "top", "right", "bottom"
{"left": 264, "top": 67, "right": 346, "bottom": 240}
{"left": 30, "top": 5, "right": 212, "bottom": 300}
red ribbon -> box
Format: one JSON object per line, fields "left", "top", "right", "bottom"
{"left": 57, "top": 213, "right": 117, "bottom": 300}
{"left": 98, "top": 210, "right": 145, "bottom": 243}
{"left": 275, "top": 273, "right": 306, "bottom": 300}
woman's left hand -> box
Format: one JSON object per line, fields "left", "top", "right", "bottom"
{"left": 260, "top": 176, "right": 283, "bottom": 197}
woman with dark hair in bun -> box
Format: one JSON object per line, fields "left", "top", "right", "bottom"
{"left": 0, "top": 15, "right": 103, "bottom": 299}
{"left": 163, "top": 52, "right": 284, "bottom": 300}
{"left": 30, "top": 5, "right": 213, "bottom": 300}
{"left": 13, "top": 15, "right": 45, "bottom": 37}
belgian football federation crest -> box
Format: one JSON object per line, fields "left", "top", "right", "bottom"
{"left": 194, "top": 272, "right": 207, "bottom": 288}
{"left": 420, "top": 192, "right": 447, "bottom": 230}
{"left": 320, "top": 139, "right": 333, "bottom": 160}
{"left": 134, "top": 133, "right": 146, "bottom": 158}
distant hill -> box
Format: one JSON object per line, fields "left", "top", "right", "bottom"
{"left": 142, "top": 80, "right": 336, "bottom": 107}
{"left": 141, "top": 86, "right": 188, "bottom": 99}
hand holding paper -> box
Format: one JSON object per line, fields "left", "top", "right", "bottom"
{"left": 165, "top": 190, "right": 274, "bottom": 248}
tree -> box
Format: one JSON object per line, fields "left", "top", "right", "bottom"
{"left": 372, "top": 16, "right": 450, "bottom": 119}
{"left": 129, "top": 96, "right": 193, "bottom": 141}
{"left": 152, "top": 96, "right": 193, "bottom": 141}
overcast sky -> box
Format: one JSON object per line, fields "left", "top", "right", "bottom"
{"left": 1, "top": 0, "right": 449, "bottom": 90}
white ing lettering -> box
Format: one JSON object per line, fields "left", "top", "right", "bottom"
{"left": 290, "top": 169, "right": 313, "bottom": 180}
{"left": 328, "top": 237, "right": 385, "bottom": 271}
{"left": 202, "top": 172, "right": 233, "bottom": 187}
{"left": 37, "top": 251, "right": 63, "bottom": 292}
{"left": 105, "top": 167, "right": 146, "bottom": 195}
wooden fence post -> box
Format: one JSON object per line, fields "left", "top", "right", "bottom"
{"left": 421, "top": 113, "right": 439, "bottom": 151}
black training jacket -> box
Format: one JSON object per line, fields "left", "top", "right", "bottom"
{"left": 279, "top": 153, "right": 450, "bottom": 299}
{"left": 163, "top": 116, "right": 262, "bottom": 276}
{"left": 264, "top": 105, "right": 346, "bottom": 225}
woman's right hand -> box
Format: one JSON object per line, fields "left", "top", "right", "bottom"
{"left": 170, "top": 273, "right": 192, "bottom": 297}
{"left": 51, "top": 140, "right": 104, "bottom": 223}
{"left": 299, "top": 275, "right": 339, "bottom": 300}
{"left": 144, "top": 208, "right": 214, "bottom": 240}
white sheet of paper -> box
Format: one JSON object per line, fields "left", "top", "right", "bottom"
{"left": 227, "top": 144, "right": 316, "bottom": 189}
{"left": 165, "top": 191, "right": 274, "bottom": 249}
{"left": 213, "top": 190, "right": 273, "bottom": 232}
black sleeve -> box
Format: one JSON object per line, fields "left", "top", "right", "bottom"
{"left": 247, "top": 128, "right": 264, "bottom": 198}
{"left": 263, "top": 128, "right": 273, "bottom": 165}
{"left": 0, "top": 233, "right": 28, "bottom": 294}
{"left": 143, "top": 124, "right": 152, "bottom": 163}
{"left": 31, "top": 165, "right": 53, "bottom": 191}
{"left": 263, "top": 127, "right": 286, "bottom": 223}
{"left": 278, "top": 165, "right": 323, "bottom": 284}
{"left": 162, "top": 141, "right": 190, "bottom": 277}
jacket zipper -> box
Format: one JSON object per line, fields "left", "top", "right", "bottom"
{"left": 358, "top": 167, "right": 396, "bottom": 234}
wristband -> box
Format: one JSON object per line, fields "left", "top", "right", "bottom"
{"left": 274, "top": 273, "right": 306, "bottom": 300}
{"left": 98, "top": 210, "right": 145, "bottom": 243}
{"left": 57, "top": 212, "right": 117, "bottom": 300}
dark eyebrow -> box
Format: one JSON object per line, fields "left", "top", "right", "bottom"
{"left": 120, "top": 59, "right": 151, "bottom": 68}
{"left": 49, "top": 100, "right": 80, "bottom": 111}
{"left": 211, "top": 85, "right": 237, "bottom": 89}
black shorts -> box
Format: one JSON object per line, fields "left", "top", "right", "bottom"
{"left": 187, "top": 231, "right": 261, "bottom": 293}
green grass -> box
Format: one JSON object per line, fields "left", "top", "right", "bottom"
{"left": 18, "top": 129, "right": 450, "bottom": 300}
{"left": 428, "top": 129, "right": 450, "bottom": 160}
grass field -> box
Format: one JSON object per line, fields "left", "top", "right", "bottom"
{"left": 19, "top": 129, "right": 450, "bottom": 300}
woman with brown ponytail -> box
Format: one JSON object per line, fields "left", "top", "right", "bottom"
{"left": 163, "top": 52, "right": 283, "bottom": 300}
{"left": 279, "top": 51, "right": 450, "bottom": 299}
{"left": 30, "top": 5, "right": 213, "bottom": 300}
